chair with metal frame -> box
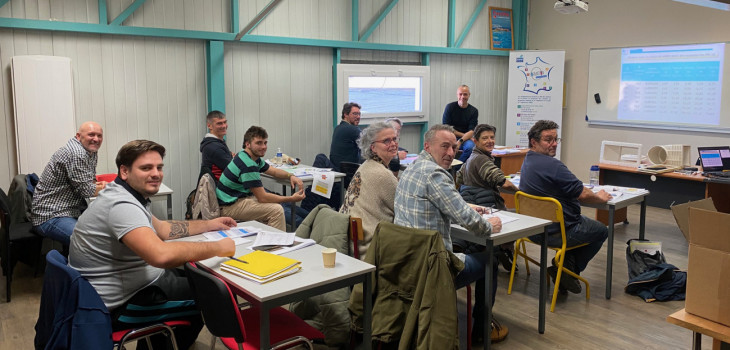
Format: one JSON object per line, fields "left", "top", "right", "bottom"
{"left": 184, "top": 262, "right": 325, "bottom": 350}
{"left": 36, "top": 250, "right": 187, "bottom": 350}
{"left": 507, "top": 191, "right": 591, "bottom": 312}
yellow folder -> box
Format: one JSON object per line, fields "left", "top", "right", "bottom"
{"left": 221, "top": 250, "right": 301, "bottom": 279}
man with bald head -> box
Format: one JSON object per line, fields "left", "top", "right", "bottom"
{"left": 31, "top": 121, "right": 106, "bottom": 246}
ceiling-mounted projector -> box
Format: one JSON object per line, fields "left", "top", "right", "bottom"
{"left": 554, "top": 0, "right": 589, "bottom": 14}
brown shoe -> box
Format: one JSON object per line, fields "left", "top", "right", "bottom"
{"left": 490, "top": 319, "right": 509, "bottom": 343}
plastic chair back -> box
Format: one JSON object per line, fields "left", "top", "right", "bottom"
{"left": 184, "top": 262, "right": 247, "bottom": 343}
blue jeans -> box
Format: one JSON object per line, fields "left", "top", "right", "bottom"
{"left": 34, "top": 217, "right": 77, "bottom": 246}
{"left": 459, "top": 139, "right": 475, "bottom": 162}
{"left": 529, "top": 215, "right": 608, "bottom": 274}
{"left": 454, "top": 249, "right": 499, "bottom": 309}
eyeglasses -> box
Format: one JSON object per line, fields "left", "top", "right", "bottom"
{"left": 351, "top": 112, "right": 361, "bottom": 116}
{"left": 372, "top": 137, "right": 399, "bottom": 146}
{"left": 541, "top": 137, "right": 561, "bottom": 144}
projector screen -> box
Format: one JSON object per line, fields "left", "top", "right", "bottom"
{"left": 586, "top": 42, "right": 730, "bottom": 133}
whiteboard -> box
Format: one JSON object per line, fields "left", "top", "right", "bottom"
{"left": 586, "top": 43, "right": 730, "bottom": 133}
{"left": 11, "top": 56, "right": 76, "bottom": 175}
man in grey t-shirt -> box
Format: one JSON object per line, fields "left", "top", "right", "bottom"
{"left": 69, "top": 139, "right": 236, "bottom": 350}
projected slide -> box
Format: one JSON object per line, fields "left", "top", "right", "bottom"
{"left": 618, "top": 43, "right": 725, "bottom": 125}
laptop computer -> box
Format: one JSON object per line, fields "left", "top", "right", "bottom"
{"left": 698, "top": 146, "right": 730, "bottom": 177}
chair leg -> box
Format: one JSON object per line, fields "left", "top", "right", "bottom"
{"left": 466, "top": 284, "right": 472, "bottom": 350}
{"left": 6, "top": 244, "right": 12, "bottom": 303}
{"left": 521, "top": 240, "right": 531, "bottom": 275}
{"left": 507, "top": 241, "right": 520, "bottom": 295}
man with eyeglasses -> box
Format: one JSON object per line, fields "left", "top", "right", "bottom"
{"left": 329, "top": 102, "right": 363, "bottom": 171}
{"left": 519, "top": 120, "right": 610, "bottom": 294}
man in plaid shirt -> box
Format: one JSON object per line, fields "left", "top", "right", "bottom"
{"left": 394, "top": 124, "right": 507, "bottom": 344}
{"left": 31, "top": 121, "right": 107, "bottom": 246}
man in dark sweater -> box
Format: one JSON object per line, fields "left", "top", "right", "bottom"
{"left": 442, "top": 85, "right": 479, "bottom": 162}
{"left": 200, "top": 110, "right": 233, "bottom": 181}
{"left": 329, "top": 102, "right": 362, "bottom": 171}
{"left": 519, "top": 120, "right": 610, "bottom": 294}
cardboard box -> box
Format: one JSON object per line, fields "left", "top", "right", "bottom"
{"left": 682, "top": 206, "right": 730, "bottom": 327}
{"left": 670, "top": 198, "right": 716, "bottom": 242}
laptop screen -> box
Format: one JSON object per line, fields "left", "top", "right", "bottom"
{"left": 698, "top": 146, "right": 730, "bottom": 172}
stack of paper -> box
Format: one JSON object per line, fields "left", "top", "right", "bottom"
{"left": 221, "top": 250, "right": 302, "bottom": 284}
{"left": 482, "top": 211, "right": 519, "bottom": 225}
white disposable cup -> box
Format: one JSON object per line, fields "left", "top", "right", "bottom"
{"left": 322, "top": 248, "right": 337, "bottom": 268}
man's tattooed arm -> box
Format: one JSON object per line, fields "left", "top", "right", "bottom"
{"left": 168, "top": 220, "right": 191, "bottom": 238}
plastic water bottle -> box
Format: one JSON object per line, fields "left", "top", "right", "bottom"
{"left": 589, "top": 165, "right": 600, "bottom": 186}
{"left": 276, "top": 148, "right": 283, "bottom": 165}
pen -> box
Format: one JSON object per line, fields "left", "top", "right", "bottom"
{"left": 228, "top": 256, "right": 249, "bottom": 264}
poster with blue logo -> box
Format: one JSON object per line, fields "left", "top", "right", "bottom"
{"left": 505, "top": 51, "right": 565, "bottom": 157}
{"left": 489, "top": 7, "right": 513, "bottom": 51}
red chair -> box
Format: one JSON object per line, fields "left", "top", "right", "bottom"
{"left": 184, "top": 262, "right": 324, "bottom": 350}
{"left": 96, "top": 173, "right": 117, "bottom": 183}
{"left": 112, "top": 320, "right": 190, "bottom": 350}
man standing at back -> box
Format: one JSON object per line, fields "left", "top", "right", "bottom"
{"left": 329, "top": 102, "right": 362, "bottom": 171}
{"left": 217, "top": 126, "right": 305, "bottom": 231}
{"left": 443, "top": 85, "right": 479, "bottom": 162}
{"left": 31, "top": 121, "right": 107, "bottom": 246}
{"left": 394, "top": 124, "right": 507, "bottom": 344}
{"left": 69, "top": 139, "right": 237, "bottom": 349}
{"left": 200, "top": 110, "right": 233, "bottom": 181}
{"left": 519, "top": 120, "right": 610, "bottom": 294}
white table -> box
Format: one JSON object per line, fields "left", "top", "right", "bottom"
{"left": 88, "top": 183, "right": 174, "bottom": 220}
{"left": 196, "top": 221, "right": 375, "bottom": 349}
{"left": 450, "top": 212, "right": 551, "bottom": 350}
{"left": 581, "top": 190, "right": 649, "bottom": 299}
{"left": 261, "top": 166, "right": 345, "bottom": 230}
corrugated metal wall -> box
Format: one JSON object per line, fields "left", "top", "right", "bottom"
{"left": 0, "top": 0, "right": 511, "bottom": 219}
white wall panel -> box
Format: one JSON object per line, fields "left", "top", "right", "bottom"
{"left": 224, "top": 43, "right": 334, "bottom": 167}
{"left": 0, "top": 29, "right": 207, "bottom": 219}
{"left": 430, "top": 53, "right": 509, "bottom": 142}
{"left": 243, "top": 0, "right": 350, "bottom": 41}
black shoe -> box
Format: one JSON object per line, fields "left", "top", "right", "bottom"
{"left": 496, "top": 249, "right": 517, "bottom": 272}
{"left": 547, "top": 266, "right": 581, "bottom": 294}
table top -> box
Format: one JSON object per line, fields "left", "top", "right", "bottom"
{"left": 667, "top": 308, "right": 730, "bottom": 344}
{"left": 196, "top": 221, "right": 375, "bottom": 303}
{"left": 261, "top": 164, "right": 345, "bottom": 185}
{"left": 450, "top": 211, "right": 551, "bottom": 246}
{"left": 493, "top": 148, "right": 528, "bottom": 158}
{"left": 599, "top": 163, "right": 707, "bottom": 182}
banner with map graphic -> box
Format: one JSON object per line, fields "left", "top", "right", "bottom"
{"left": 505, "top": 51, "right": 565, "bottom": 157}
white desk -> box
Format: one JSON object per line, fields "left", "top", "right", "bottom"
{"left": 450, "top": 212, "right": 551, "bottom": 350}
{"left": 261, "top": 166, "right": 345, "bottom": 230}
{"left": 196, "top": 221, "right": 375, "bottom": 349}
{"left": 88, "top": 183, "right": 174, "bottom": 220}
{"left": 581, "top": 190, "right": 649, "bottom": 299}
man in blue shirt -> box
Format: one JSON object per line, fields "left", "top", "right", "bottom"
{"left": 519, "top": 120, "right": 610, "bottom": 294}
{"left": 329, "top": 102, "right": 362, "bottom": 171}
{"left": 442, "top": 85, "right": 478, "bottom": 162}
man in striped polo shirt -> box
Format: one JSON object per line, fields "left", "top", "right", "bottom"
{"left": 216, "top": 126, "right": 305, "bottom": 230}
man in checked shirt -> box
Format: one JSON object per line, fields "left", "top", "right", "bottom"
{"left": 31, "top": 121, "right": 107, "bottom": 247}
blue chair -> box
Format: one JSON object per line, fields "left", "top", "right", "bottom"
{"left": 35, "top": 250, "right": 186, "bottom": 350}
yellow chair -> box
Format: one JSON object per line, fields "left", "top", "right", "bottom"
{"left": 507, "top": 191, "right": 590, "bottom": 312}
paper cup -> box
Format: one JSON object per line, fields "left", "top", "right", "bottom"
{"left": 322, "top": 248, "right": 337, "bottom": 268}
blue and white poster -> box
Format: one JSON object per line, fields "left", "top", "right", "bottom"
{"left": 489, "top": 7, "right": 513, "bottom": 50}
{"left": 505, "top": 50, "right": 565, "bottom": 157}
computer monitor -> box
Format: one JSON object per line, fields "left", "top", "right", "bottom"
{"left": 697, "top": 146, "right": 730, "bottom": 172}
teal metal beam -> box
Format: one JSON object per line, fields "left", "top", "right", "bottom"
{"left": 421, "top": 52, "right": 430, "bottom": 66}
{"left": 98, "top": 0, "right": 107, "bottom": 24}
{"left": 447, "top": 0, "right": 455, "bottom": 47}
{"left": 109, "top": 0, "right": 146, "bottom": 26}
{"left": 0, "top": 0, "right": 9, "bottom": 9}
{"left": 0, "top": 18, "right": 510, "bottom": 56}
{"left": 359, "top": 0, "right": 399, "bottom": 42}
{"left": 231, "top": 0, "right": 239, "bottom": 34}
{"left": 235, "top": 0, "right": 282, "bottom": 40}
{"left": 205, "top": 41, "right": 226, "bottom": 113}
{"left": 512, "top": 0, "right": 528, "bottom": 50}
{"left": 351, "top": 0, "right": 359, "bottom": 41}
{"left": 454, "top": 0, "right": 486, "bottom": 48}
{"left": 332, "top": 48, "right": 341, "bottom": 129}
